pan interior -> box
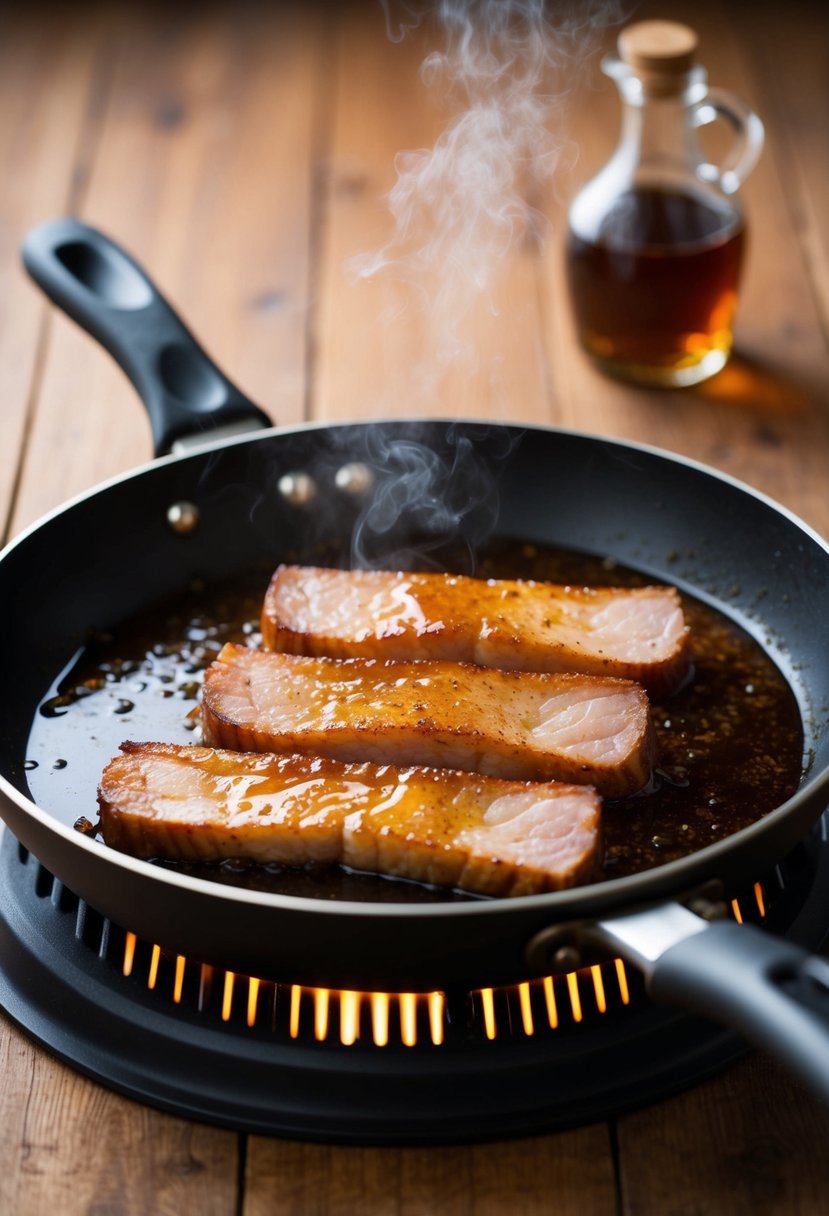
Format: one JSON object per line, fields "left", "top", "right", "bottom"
{"left": 3, "top": 423, "right": 829, "bottom": 912}
{"left": 22, "top": 536, "right": 805, "bottom": 904}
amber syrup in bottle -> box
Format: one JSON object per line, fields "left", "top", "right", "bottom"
{"left": 568, "top": 187, "right": 745, "bottom": 385}
{"left": 565, "top": 21, "right": 763, "bottom": 388}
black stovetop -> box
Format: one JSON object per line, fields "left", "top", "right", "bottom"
{"left": 1, "top": 821, "right": 827, "bottom": 1144}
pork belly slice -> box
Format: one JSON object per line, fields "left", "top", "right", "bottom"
{"left": 202, "top": 643, "right": 653, "bottom": 798}
{"left": 98, "top": 742, "right": 602, "bottom": 897}
{"left": 262, "top": 566, "right": 690, "bottom": 696}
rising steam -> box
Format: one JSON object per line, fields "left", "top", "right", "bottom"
{"left": 351, "top": 0, "right": 620, "bottom": 410}
{"left": 344, "top": 421, "right": 516, "bottom": 570}
{"left": 209, "top": 2, "right": 624, "bottom": 576}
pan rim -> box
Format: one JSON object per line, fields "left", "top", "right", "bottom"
{"left": 2, "top": 417, "right": 829, "bottom": 921}
{"left": 3, "top": 415, "right": 828, "bottom": 562}
{"left": 3, "top": 767, "right": 829, "bottom": 921}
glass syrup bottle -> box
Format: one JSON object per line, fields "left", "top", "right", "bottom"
{"left": 566, "top": 20, "right": 764, "bottom": 388}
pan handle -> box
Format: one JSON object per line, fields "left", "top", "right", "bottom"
{"left": 21, "top": 217, "right": 271, "bottom": 457}
{"left": 592, "top": 903, "right": 829, "bottom": 1102}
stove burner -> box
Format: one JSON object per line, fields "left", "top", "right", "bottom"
{"left": 1, "top": 822, "right": 828, "bottom": 1144}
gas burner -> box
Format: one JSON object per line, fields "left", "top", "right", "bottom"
{"left": 1, "top": 822, "right": 828, "bottom": 1144}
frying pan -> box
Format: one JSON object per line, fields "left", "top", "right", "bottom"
{"left": 2, "top": 217, "right": 829, "bottom": 1101}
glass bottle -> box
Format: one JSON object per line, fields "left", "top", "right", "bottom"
{"left": 565, "top": 20, "right": 764, "bottom": 388}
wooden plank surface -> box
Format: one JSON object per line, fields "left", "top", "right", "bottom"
{"left": 546, "top": 0, "right": 829, "bottom": 536}
{"left": 0, "top": 2, "right": 111, "bottom": 539}
{"left": 1, "top": 1, "right": 828, "bottom": 1213}
{"left": 245, "top": 1130, "right": 619, "bottom": 1216}
{"left": 618, "top": 1057, "right": 829, "bottom": 1216}
{"left": 1, "top": 2, "right": 322, "bottom": 1212}
{"left": 11, "top": 0, "right": 323, "bottom": 535}
{"left": 744, "top": 0, "right": 829, "bottom": 341}
{"left": 313, "top": 2, "right": 552, "bottom": 424}
{"left": 0, "top": 1026, "right": 239, "bottom": 1216}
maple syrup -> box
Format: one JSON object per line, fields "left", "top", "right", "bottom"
{"left": 567, "top": 186, "right": 745, "bottom": 385}
{"left": 565, "top": 20, "right": 763, "bottom": 388}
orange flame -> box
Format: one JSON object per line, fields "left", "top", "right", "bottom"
{"left": 122, "top": 883, "right": 767, "bottom": 1044}
{"left": 122, "top": 931, "right": 137, "bottom": 978}
{"left": 590, "top": 965, "right": 607, "bottom": 1014}
{"left": 518, "top": 981, "right": 534, "bottom": 1036}
{"left": 314, "top": 987, "right": 330, "bottom": 1041}
{"left": 289, "top": 985, "right": 301, "bottom": 1039}
{"left": 566, "top": 971, "right": 583, "bottom": 1023}
{"left": 542, "top": 975, "right": 558, "bottom": 1028}
{"left": 615, "top": 959, "right": 630, "bottom": 1006}
{"left": 399, "top": 993, "right": 418, "bottom": 1047}
{"left": 371, "top": 991, "right": 390, "bottom": 1046}
{"left": 428, "top": 992, "right": 445, "bottom": 1046}
{"left": 173, "top": 955, "right": 186, "bottom": 1004}
{"left": 340, "top": 990, "right": 361, "bottom": 1045}
{"left": 480, "top": 987, "right": 496, "bottom": 1040}
{"left": 147, "top": 943, "right": 161, "bottom": 990}
{"left": 221, "top": 971, "right": 235, "bottom": 1021}
{"left": 247, "top": 977, "right": 260, "bottom": 1028}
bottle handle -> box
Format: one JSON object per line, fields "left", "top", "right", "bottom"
{"left": 692, "top": 87, "right": 765, "bottom": 195}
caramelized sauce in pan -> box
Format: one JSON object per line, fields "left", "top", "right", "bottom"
{"left": 25, "top": 542, "right": 804, "bottom": 902}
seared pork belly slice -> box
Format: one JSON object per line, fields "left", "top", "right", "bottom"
{"left": 202, "top": 643, "right": 653, "bottom": 798}
{"left": 98, "top": 742, "right": 602, "bottom": 896}
{"left": 262, "top": 565, "right": 690, "bottom": 696}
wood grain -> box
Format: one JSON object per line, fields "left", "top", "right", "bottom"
{"left": 10, "top": 0, "right": 323, "bottom": 536}
{"left": 0, "top": 1015, "right": 238, "bottom": 1216}
{"left": 545, "top": 0, "right": 829, "bottom": 535}
{"left": 313, "top": 3, "right": 552, "bottom": 425}
{"left": 0, "top": 2, "right": 112, "bottom": 540}
{"left": 742, "top": 0, "right": 829, "bottom": 345}
{"left": 1, "top": 1, "right": 325, "bottom": 1210}
{"left": 617, "top": 1055, "right": 829, "bottom": 1216}
{"left": 1, "top": 1, "right": 829, "bottom": 1213}
{"left": 244, "top": 1128, "right": 618, "bottom": 1216}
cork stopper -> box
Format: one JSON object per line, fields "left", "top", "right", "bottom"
{"left": 618, "top": 20, "right": 699, "bottom": 93}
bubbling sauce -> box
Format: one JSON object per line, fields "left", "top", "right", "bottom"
{"left": 25, "top": 542, "right": 804, "bottom": 902}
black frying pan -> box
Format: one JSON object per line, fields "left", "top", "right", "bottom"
{"left": 2, "top": 218, "right": 829, "bottom": 1099}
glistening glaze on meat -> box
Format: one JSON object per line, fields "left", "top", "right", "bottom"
{"left": 201, "top": 643, "right": 653, "bottom": 798}
{"left": 262, "top": 566, "right": 690, "bottom": 695}
{"left": 35, "top": 541, "right": 799, "bottom": 901}
{"left": 97, "top": 742, "right": 603, "bottom": 896}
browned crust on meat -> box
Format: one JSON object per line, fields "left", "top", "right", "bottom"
{"left": 98, "top": 742, "right": 603, "bottom": 896}
{"left": 261, "top": 565, "right": 690, "bottom": 696}
{"left": 200, "top": 644, "right": 654, "bottom": 797}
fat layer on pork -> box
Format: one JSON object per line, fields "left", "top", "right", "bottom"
{"left": 98, "top": 742, "right": 603, "bottom": 897}
{"left": 262, "top": 565, "right": 690, "bottom": 696}
{"left": 202, "top": 643, "right": 653, "bottom": 798}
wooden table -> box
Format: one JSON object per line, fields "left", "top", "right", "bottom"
{"left": 2, "top": 0, "right": 828, "bottom": 1211}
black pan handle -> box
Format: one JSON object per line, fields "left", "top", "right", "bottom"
{"left": 652, "top": 920, "right": 829, "bottom": 1094}
{"left": 593, "top": 903, "right": 829, "bottom": 1102}
{"left": 21, "top": 217, "right": 272, "bottom": 456}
